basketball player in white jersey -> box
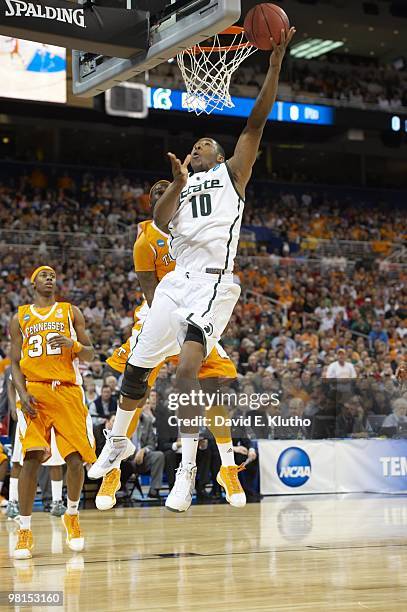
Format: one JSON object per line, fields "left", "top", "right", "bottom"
{"left": 90, "top": 27, "right": 295, "bottom": 510}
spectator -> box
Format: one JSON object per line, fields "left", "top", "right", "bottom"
{"left": 83, "top": 375, "right": 98, "bottom": 407}
{"left": 369, "top": 321, "right": 389, "bottom": 350}
{"left": 326, "top": 348, "right": 357, "bottom": 379}
{"left": 104, "top": 375, "right": 120, "bottom": 402}
{"left": 381, "top": 398, "right": 407, "bottom": 437}
{"left": 89, "top": 384, "right": 117, "bottom": 425}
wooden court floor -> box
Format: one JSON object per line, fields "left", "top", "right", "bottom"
{"left": 1, "top": 494, "right": 407, "bottom": 612}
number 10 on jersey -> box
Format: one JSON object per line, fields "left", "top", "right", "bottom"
{"left": 191, "top": 194, "right": 212, "bottom": 218}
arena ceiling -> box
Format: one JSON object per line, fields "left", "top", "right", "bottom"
{"left": 241, "top": 0, "right": 407, "bottom": 62}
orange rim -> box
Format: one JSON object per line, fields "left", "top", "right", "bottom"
{"left": 185, "top": 26, "right": 252, "bottom": 54}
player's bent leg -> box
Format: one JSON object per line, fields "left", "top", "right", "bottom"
{"left": 62, "top": 452, "right": 85, "bottom": 552}
{"left": 6, "top": 463, "right": 21, "bottom": 519}
{"left": 8, "top": 423, "right": 23, "bottom": 519}
{"left": 88, "top": 364, "right": 149, "bottom": 480}
{"left": 14, "top": 450, "right": 42, "bottom": 560}
{"left": 96, "top": 389, "right": 150, "bottom": 510}
{"left": 201, "top": 378, "right": 246, "bottom": 509}
{"left": 206, "top": 406, "right": 246, "bottom": 508}
{"left": 95, "top": 468, "right": 122, "bottom": 511}
{"left": 166, "top": 335, "right": 204, "bottom": 513}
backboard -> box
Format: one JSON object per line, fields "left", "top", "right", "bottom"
{"left": 72, "top": 0, "right": 241, "bottom": 97}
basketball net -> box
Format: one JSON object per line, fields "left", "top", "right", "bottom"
{"left": 177, "top": 26, "right": 257, "bottom": 116}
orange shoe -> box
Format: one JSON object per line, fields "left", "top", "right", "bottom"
{"left": 216, "top": 465, "right": 246, "bottom": 508}
{"left": 0, "top": 494, "right": 7, "bottom": 507}
{"left": 62, "top": 514, "right": 84, "bottom": 552}
{"left": 96, "top": 468, "right": 121, "bottom": 511}
{"left": 13, "top": 529, "right": 34, "bottom": 560}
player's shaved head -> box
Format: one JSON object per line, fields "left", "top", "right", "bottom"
{"left": 191, "top": 138, "right": 225, "bottom": 172}
{"left": 150, "top": 180, "right": 170, "bottom": 207}
{"left": 213, "top": 139, "right": 225, "bottom": 161}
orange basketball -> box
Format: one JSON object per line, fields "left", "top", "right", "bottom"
{"left": 244, "top": 3, "right": 290, "bottom": 51}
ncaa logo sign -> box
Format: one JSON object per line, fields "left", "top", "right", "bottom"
{"left": 277, "top": 447, "right": 311, "bottom": 488}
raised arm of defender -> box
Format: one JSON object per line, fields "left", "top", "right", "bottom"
{"left": 153, "top": 153, "right": 191, "bottom": 229}
{"left": 228, "top": 27, "right": 296, "bottom": 197}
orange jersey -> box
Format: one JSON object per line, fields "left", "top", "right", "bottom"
{"left": 131, "top": 220, "right": 175, "bottom": 327}
{"left": 133, "top": 220, "right": 175, "bottom": 281}
{"left": 18, "top": 302, "right": 82, "bottom": 385}
{"left": 0, "top": 442, "right": 7, "bottom": 465}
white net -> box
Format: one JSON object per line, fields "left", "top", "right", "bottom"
{"left": 177, "top": 29, "right": 257, "bottom": 116}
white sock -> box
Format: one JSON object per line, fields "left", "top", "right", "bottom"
{"left": 66, "top": 499, "right": 79, "bottom": 515}
{"left": 181, "top": 434, "right": 199, "bottom": 466}
{"left": 217, "top": 442, "right": 236, "bottom": 467}
{"left": 20, "top": 515, "right": 31, "bottom": 530}
{"left": 111, "top": 407, "right": 135, "bottom": 436}
{"left": 9, "top": 477, "right": 19, "bottom": 502}
{"left": 51, "top": 480, "right": 63, "bottom": 502}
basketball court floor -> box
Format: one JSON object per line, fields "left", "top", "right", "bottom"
{"left": 1, "top": 494, "right": 406, "bottom": 611}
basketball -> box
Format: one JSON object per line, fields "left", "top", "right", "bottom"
{"left": 244, "top": 3, "right": 290, "bottom": 51}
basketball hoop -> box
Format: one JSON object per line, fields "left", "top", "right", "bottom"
{"left": 177, "top": 26, "right": 257, "bottom": 116}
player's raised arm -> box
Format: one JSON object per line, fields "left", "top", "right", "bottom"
{"left": 228, "top": 27, "right": 295, "bottom": 195}
{"left": 133, "top": 232, "right": 159, "bottom": 306}
{"left": 10, "top": 314, "right": 37, "bottom": 417}
{"left": 153, "top": 153, "right": 191, "bottom": 229}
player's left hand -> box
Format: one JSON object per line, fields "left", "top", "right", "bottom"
{"left": 135, "top": 448, "right": 146, "bottom": 465}
{"left": 47, "top": 333, "right": 74, "bottom": 350}
{"left": 269, "top": 27, "right": 296, "bottom": 69}
{"left": 168, "top": 152, "right": 192, "bottom": 187}
{"left": 248, "top": 449, "right": 257, "bottom": 462}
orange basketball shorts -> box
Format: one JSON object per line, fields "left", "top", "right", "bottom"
{"left": 18, "top": 381, "right": 96, "bottom": 464}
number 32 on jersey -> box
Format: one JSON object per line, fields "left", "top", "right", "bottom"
{"left": 28, "top": 333, "right": 62, "bottom": 357}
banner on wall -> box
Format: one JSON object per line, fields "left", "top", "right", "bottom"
{"left": 259, "top": 439, "right": 407, "bottom": 495}
{"left": 258, "top": 440, "right": 336, "bottom": 495}
{"left": 336, "top": 439, "right": 407, "bottom": 494}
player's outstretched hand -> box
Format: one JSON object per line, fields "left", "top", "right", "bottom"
{"left": 168, "top": 152, "right": 191, "bottom": 187}
{"left": 269, "top": 27, "right": 296, "bottom": 69}
{"left": 20, "top": 392, "right": 38, "bottom": 418}
{"left": 47, "top": 333, "right": 74, "bottom": 350}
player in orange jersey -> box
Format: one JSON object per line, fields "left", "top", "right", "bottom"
{"left": 9, "top": 266, "right": 97, "bottom": 559}
{"left": 94, "top": 181, "right": 245, "bottom": 511}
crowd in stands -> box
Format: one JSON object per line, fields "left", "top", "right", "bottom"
{"left": 242, "top": 186, "right": 407, "bottom": 245}
{"left": 140, "top": 55, "right": 407, "bottom": 110}
{"left": 289, "top": 59, "right": 407, "bottom": 110}
{"left": 0, "top": 169, "right": 406, "bottom": 502}
{"left": 1, "top": 170, "right": 406, "bottom": 245}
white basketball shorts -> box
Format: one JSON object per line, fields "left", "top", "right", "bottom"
{"left": 128, "top": 266, "right": 240, "bottom": 368}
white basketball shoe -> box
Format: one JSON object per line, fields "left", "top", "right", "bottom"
{"left": 165, "top": 462, "right": 197, "bottom": 512}
{"left": 88, "top": 430, "right": 135, "bottom": 479}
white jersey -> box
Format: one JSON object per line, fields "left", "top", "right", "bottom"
{"left": 168, "top": 162, "right": 244, "bottom": 274}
